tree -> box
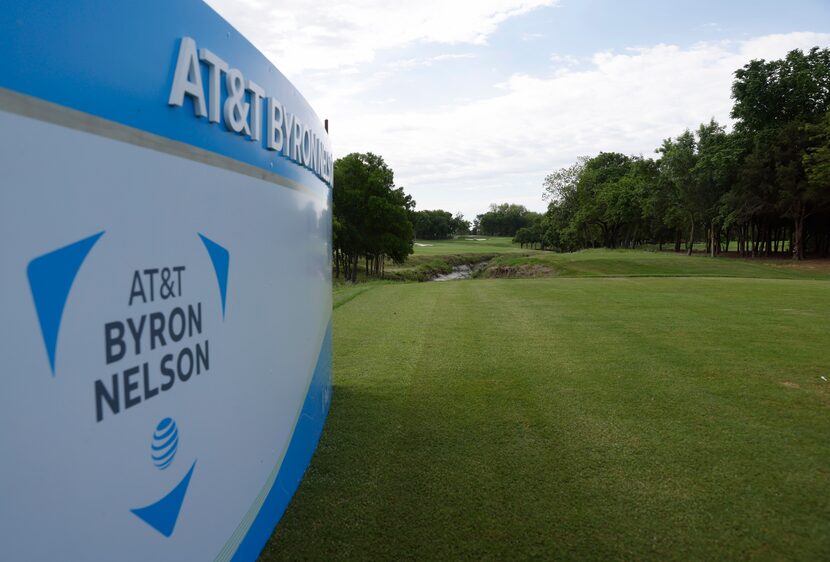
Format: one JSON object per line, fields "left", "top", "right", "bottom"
{"left": 543, "top": 157, "right": 587, "bottom": 202}
{"left": 731, "top": 47, "right": 830, "bottom": 259}
{"left": 541, "top": 159, "right": 588, "bottom": 251}
{"left": 451, "top": 212, "right": 471, "bottom": 235}
{"left": 413, "top": 210, "right": 470, "bottom": 239}
{"left": 571, "top": 152, "right": 635, "bottom": 248}
{"left": 333, "top": 153, "right": 414, "bottom": 281}
{"left": 478, "top": 204, "right": 539, "bottom": 236}
{"left": 535, "top": 47, "right": 830, "bottom": 259}
{"left": 802, "top": 112, "right": 830, "bottom": 256}
{"left": 513, "top": 215, "right": 545, "bottom": 249}
{"left": 657, "top": 132, "right": 699, "bottom": 255}
{"left": 542, "top": 154, "right": 659, "bottom": 251}
{"left": 413, "top": 210, "right": 454, "bottom": 239}
{"left": 693, "top": 120, "right": 742, "bottom": 256}
{"left": 804, "top": 112, "right": 830, "bottom": 198}
{"left": 641, "top": 156, "right": 683, "bottom": 251}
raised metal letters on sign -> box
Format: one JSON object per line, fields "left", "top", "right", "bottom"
{"left": 168, "top": 37, "right": 333, "bottom": 184}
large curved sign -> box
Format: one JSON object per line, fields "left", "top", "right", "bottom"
{"left": 0, "top": 1, "right": 332, "bottom": 560}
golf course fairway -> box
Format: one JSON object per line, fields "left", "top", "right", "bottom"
{"left": 261, "top": 250, "right": 830, "bottom": 561}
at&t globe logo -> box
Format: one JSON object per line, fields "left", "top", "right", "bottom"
{"left": 152, "top": 417, "right": 179, "bottom": 470}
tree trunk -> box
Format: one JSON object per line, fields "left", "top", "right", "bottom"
{"left": 793, "top": 209, "right": 805, "bottom": 261}
{"left": 710, "top": 223, "right": 716, "bottom": 258}
{"left": 674, "top": 230, "right": 682, "bottom": 252}
{"left": 687, "top": 214, "right": 695, "bottom": 256}
{"left": 739, "top": 224, "right": 746, "bottom": 256}
{"left": 751, "top": 222, "right": 759, "bottom": 257}
{"left": 705, "top": 223, "right": 715, "bottom": 257}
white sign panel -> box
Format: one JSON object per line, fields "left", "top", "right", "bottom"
{"left": 0, "top": 2, "right": 332, "bottom": 560}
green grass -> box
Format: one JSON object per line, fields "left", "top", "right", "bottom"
{"left": 262, "top": 252, "right": 830, "bottom": 561}
{"left": 332, "top": 281, "right": 390, "bottom": 309}
{"left": 335, "top": 237, "right": 524, "bottom": 283}
{"left": 411, "top": 236, "right": 529, "bottom": 255}
{"left": 484, "top": 248, "right": 830, "bottom": 280}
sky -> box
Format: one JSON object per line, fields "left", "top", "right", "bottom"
{"left": 204, "top": 0, "right": 830, "bottom": 220}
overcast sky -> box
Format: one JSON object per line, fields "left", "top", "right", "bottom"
{"left": 205, "top": 0, "right": 830, "bottom": 220}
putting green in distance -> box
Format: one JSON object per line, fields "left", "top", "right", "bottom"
{"left": 263, "top": 252, "right": 830, "bottom": 561}
{"left": 411, "top": 236, "right": 528, "bottom": 255}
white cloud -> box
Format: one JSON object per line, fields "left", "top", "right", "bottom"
{"left": 327, "top": 32, "right": 830, "bottom": 217}
{"left": 737, "top": 31, "right": 829, "bottom": 59}
{"left": 201, "top": 1, "right": 830, "bottom": 218}
{"left": 430, "top": 53, "right": 476, "bottom": 62}
{"left": 206, "top": 0, "right": 557, "bottom": 76}
{"left": 699, "top": 22, "right": 723, "bottom": 32}
{"left": 550, "top": 53, "right": 579, "bottom": 66}
{"left": 387, "top": 53, "right": 475, "bottom": 71}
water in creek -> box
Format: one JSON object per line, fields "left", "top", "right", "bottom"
{"left": 431, "top": 262, "right": 488, "bottom": 281}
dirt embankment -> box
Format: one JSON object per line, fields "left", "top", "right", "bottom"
{"left": 385, "top": 253, "right": 499, "bottom": 282}
{"left": 482, "top": 264, "right": 554, "bottom": 278}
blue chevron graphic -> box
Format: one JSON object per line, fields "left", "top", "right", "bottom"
{"left": 198, "top": 234, "right": 229, "bottom": 319}
{"left": 26, "top": 232, "right": 104, "bottom": 374}
{"left": 131, "top": 461, "right": 196, "bottom": 537}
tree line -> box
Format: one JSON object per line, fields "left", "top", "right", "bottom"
{"left": 332, "top": 153, "right": 474, "bottom": 280}
{"left": 332, "top": 153, "right": 415, "bottom": 282}
{"left": 535, "top": 47, "right": 830, "bottom": 259}
{"left": 412, "top": 210, "right": 470, "bottom": 239}
{"left": 332, "top": 48, "right": 830, "bottom": 284}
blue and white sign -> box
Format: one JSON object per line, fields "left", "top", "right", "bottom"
{"left": 0, "top": 2, "right": 332, "bottom": 560}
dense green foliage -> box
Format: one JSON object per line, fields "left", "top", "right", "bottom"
{"left": 262, "top": 252, "right": 830, "bottom": 560}
{"left": 413, "top": 209, "right": 470, "bottom": 239}
{"left": 333, "top": 153, "right": 415, "bottom": 281}
{"left": 474, "top": 203, "right": 542, "bottom": 237}
{"left": 540, "top": 48, "right": 830, "bottom": 259}
{"left": 332, "top": 156, "right": 474, "bottom": 281}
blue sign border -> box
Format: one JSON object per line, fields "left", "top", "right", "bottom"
{"left": 0, "top": 0, "right": 331, "bottom": 194}
{"left": 232, "top": 322, "right": 332, "bottom": 561}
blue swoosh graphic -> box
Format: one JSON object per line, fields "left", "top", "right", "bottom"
{"left": 131, "top": 461, "right": 196, "bottom": 537}
{"left": 27, "top": 231, "right": 104, "bottom": 374}
{"left": 198, "top": 234, "right": 229, "bottom": 319}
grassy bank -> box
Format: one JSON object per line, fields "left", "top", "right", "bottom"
{"left": 346, "top": 240, "right": 829, "bottom": 284}
{"left": 334, "top": 237, "right": 522, "bottom": 283}
{"left": 263, "top": 252, "right": 830, "bottom": 561}
{"left": 411, "top": 236, "right": 529, "bottom": 256}
{"left": 384, "top": 253, "right": 501, "bottom": 281}
{"left": 482, "top": 248, "right": 830, "bottom": 280}
{"left": 384, "top": 236, "right": 527, "bottom": 281}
